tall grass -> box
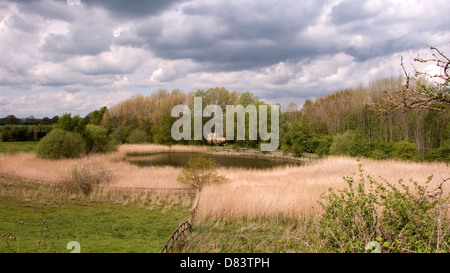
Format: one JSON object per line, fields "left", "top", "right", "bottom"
{"left": 118, "top": 144, "right": 207, "bottom": 156}
{"left": 195, "top": 156, "right": 450, "bottom": 221}
{"left": 0, "top": 145, "right": 448, "bottom": 221}
{"left": 0, "top": 150, "right": 186, "bottom": 189}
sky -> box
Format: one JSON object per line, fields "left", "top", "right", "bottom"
{"left": 0, "top": 0, "right": 449, "bottom": 118}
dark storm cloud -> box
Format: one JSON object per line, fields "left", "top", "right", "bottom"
{"left": 84, "top": 0, "right": 187, "bottom": 18}
{"left": 118, "top": 0, "right": 333, "bottom": 71}
{"left": 7, "top": 0, "right": 76, "bottom": 21}
{"left": 2, "top": 0, "right": 450, "bottom": 118}
{"left": 7, "top": 0, "right": 184, "bottom": 21}
{"left": 328, "top": 0, "right": 380, "bottom": 25}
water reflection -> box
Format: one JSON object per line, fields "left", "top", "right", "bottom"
{"left": 127, "top": 152, "right": 302, "bottom": 170}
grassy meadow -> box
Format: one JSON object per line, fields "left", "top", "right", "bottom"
{"left": 0, "top": 176, "right": 191, "bottom": 253}
{"left": 1, "top": 142, "right": 449, "bottom": 253}
{"left": 0, "top": 141, "right": 38, "bottom": 154}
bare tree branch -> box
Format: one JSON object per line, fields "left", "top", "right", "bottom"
{"left": 372, "top": 45, "right": 450, "bottom": 116}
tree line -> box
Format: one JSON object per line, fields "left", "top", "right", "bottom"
{"left": 101, "top": 87, "right": 272, "bottom": 148}
{"left": 281, "top": 76, "right": 449, "bottom": 161}
{"left": 3, "top": 46, "right": 449, "bottom": 161}
{"left": 2, "top": 81, "right": 448, "bottom": 161}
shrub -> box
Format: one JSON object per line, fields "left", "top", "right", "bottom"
{"left": 281, "top": 121, "right": 312, "bottom": 157}
{"left": 110, "top": 127, "right": 127, "bottom": 144}
{"left": 177, "top": 155, "right": 228, "bottom": 191}
{"left": 55, "top": 113, "right": 86, "bottom": 135}
{"left": 36, "top": 129, "right": 86, "bottom": 159}
{"left": 424, "top": 148, "right": 442, "bottom": 162}
{"left": 127, "top": 128, "right": 149, "bottom": 144}
{"left": 369, "top": 149, "right": 388, "bottom": 160}
{"left": 438, "top": 139, "right": 450, "bottom": 162}
{"left": 319, "top": 166, "right": 450, "bottom": 253}
{"left": 85, "top": 125, "right": 116, "bottom": 153}
{"left": 393, "top": 141, "right": 419, "bottom": 161}
{"left": 329, "top": 130, "right": 355, "bottom": 156}
{"left": 329, "top": 129, "right": 371, "bottom": 157}
{"left": 61, "top": 162, "right": 112, "bottom": 195}
{"left": 311, "top": 136, "right": 333, "bottom": 157}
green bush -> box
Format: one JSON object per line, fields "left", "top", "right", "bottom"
{"left": 369, "top": 149, "right": 388, "bottom": 160}
{"left": 127, "top": 128, "right": 149, "bottom": 144}
{"left": 150, "top": 113, "right": 176, "bottom": 145}
{"left": 110, "top": 127, "right": 127, "bottom": 144}
{"left": 393, "top": 141, "right": 419, "bottom": 161}
{"left": 177, "top": 155, "right": 228, "bottom": 191}
{"left": 36, "top": 129, "right": 86, "bottom": 159}
{"left": 55, "top": 113, "right": 86, "bottom": 135}
{"left": 311, "top": 136, "right": 333, "bottom": 157}
{"left": 438, "top": 139, "right": 450, "bottom": 162}
{"left": 281, "top": 121, "right": 312, "bottom": 157}
{"left": 424, "top": 148, "right": 442, "bottom": 162}
{"left": 85, "top": 125, "right": 116, "bottom": 153}
{"left": 329, "top": 130, "right": 352, "bottom": 156}
{"left": 319, "top": 166, "right": 450, "bottom": 253}
{"left": 329, "top": 130, "right": 370, "bottom": 157}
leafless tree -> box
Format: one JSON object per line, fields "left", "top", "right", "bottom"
{"left": 373, "top": 45, "right": 450, "bottom": 114}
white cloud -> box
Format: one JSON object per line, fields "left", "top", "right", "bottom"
{"left": 149, "top": 59, "right": 199, "bottom": 83}
{"left": 0, "top": 0, "right": 450, "bottom": 117}
{"left": 69, "top": 46, "right": 146, "bottom": 75}
{"left": 0, "top": 90, "right": 134, "bottom": 118}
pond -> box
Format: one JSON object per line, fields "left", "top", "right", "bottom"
{"left": 127, "top": 152, "right": 303, "bottom": 170}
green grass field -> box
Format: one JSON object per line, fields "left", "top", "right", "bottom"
{"left": 0, "top": 141, "right": 38, "bottom": 154}
{"left": 0, "top": 177, "right": 190, "bottom": 253}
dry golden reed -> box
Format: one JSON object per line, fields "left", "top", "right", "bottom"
{"left": 195, "top": 156, "right": 450, "bottom": 221}
{"left": 1, "top": 145, "right": 448, "bottom": 221}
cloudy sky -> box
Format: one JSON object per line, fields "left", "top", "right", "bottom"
{"left": 0, "top": 0, "right": 449, "bottom": 118}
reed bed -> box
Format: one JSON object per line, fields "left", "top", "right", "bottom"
{"left": 1, "top": 145, "right": 448, "bottom": 221}
{"left": 196, "top": 156, "right": 450, "bottom": 221}
{"left": 0, "top": 151, "right": 187, "bottom": 189}
{"left": 117, "top": 144, "right": 207, "bottom": 156}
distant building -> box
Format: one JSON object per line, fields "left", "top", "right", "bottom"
{"left": 206, "top": 132, "right": 226, "bottom": 144}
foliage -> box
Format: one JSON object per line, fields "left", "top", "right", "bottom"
{"left": 392, "top": 141, "right": 419, "bottom": 161}
{"left": 177, "top": 154, "right": 228, "bottom": 191}
{"left": 35, "top": 113, "right": 114, "bottom": 158}
{"left": 127, "top": 128, "right": 149, "bottom": 144}
{"left": 0, "top": 115, "right": 59, "bottom": 126}
{"left": 55, "top": 113, "right": 86, "bottom": 135}
{"left": 88, "top": 106, "right": 107, "bottom": 126}
{"left": 36, "top": 129, "right": 86, "bottom": 159}
{"left": 329, "top": 130, "right": 353, "bottom": 156}
{"left": 281, "top": 120, "right": 313, "bottom": 156}
{"left": 150, "top": 113, "right": 175, "bottom": 145}
{"left": 369, "top": 149, "right": 388, "bottom": 160}
{"left": 329, "top": 129, "right": 371, "bottom": 157}
{"left": 0, "top": 125, "right": 53, "bottom": 142}
{"left": 310, "top": 135, "right": 333, "bottom": 157}
{"left": 319, "top": 166, "right": 450, "bottom": 253}
{"left": 437, "top": 139, "right": 450, "bottom": 161}
{"left": 85, "top": 125, "right": 116, "bottom": 153}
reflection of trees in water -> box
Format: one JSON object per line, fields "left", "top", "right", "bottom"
{"left": 128, "top": 153, "right": 302, "bottom": 170}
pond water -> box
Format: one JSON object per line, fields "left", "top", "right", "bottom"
{"left": 127, "top": 152, "right": 303, "bottom": 170}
